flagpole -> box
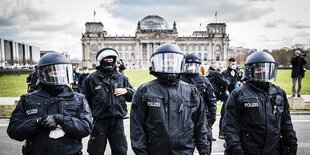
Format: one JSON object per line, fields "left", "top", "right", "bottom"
{"left": 215, "top": 11, "right": 217, "bottom": 23}
{"left": 94, "top": 10, "right": 96, "bottom": 22}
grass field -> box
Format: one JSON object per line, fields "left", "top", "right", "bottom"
{"left": 0, "top": 69, "right": 309, "bottom": 97}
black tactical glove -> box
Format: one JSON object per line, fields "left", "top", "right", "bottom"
{"left": 53, "top": 114, "right": 64, "bottom": 125}
{"left": 225, "top": 145, "right": 243, "bottom": 155}
{"left": 37, "top": 115, "right": 57, "bottom": 130}
{"left": 288, "top": 145, "right": 297, "bottom": 155}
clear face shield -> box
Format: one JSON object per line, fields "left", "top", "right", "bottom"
{"left": 184, "top": 63, "right": 200, "bottom": 74}
{"left": 151, "top": 52, "right": 185, "bottom": 73}
{"left": 250, "top": 62, "right": 277, "bottom": 82}
{"left": 41, "top": 64, "right": 73, "bottom": 85}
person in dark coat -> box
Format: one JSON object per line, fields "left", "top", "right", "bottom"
{"left": 207, "top": 61, "right": 229, "bottom": 139}
{"left": 130, "top": 43, "right": 210, "bottom": 155}
{"left": 77, "top": 66, "right": 89, "bottom": 93}
{"left": 290, "top": 50, "right": 307, "bottom": 97}
{"left": 223, "top": 51, "right": 298, "bottom": 155}
{"left": 180, "top": 53, "right": 217, "bottom": 153}
{"left": 222, "top": 58, "right": 242, "bottom": 93}
{"left": 82, "top": 48, "right": 135, "bottom": 155}
{"left": 7, "top": 52, "right": 93, "bottom": 155}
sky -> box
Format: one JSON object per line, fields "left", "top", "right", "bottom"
{"left": 0, "top": 0, "right": 309, "bottom": 59}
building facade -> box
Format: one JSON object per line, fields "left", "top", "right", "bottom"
{"left": 0, "top": 37, "right": 40, "bottom": 68}
{"left": 81, "top": 15, "right": 230, "bottom": 69}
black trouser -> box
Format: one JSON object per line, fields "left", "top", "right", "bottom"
{"left": 87, "top": 118, "right": 127, "bottom": 155}
{"left": 218, "top": 93, "right": 229, "bottom": 135}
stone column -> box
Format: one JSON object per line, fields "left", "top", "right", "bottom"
{"left": 0, "top": 38, "right": 5, "bottom": 67}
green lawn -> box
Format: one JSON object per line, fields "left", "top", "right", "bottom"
{"left": 0, "top": 69, "right": 309, "bottom": 97}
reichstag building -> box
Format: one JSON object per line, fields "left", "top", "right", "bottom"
{"left": 81, "top": 15, "right": 230, "bottom": 69}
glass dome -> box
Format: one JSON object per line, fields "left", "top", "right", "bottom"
{"left": 140, "top": 15, "right": 170, "bottom": 30}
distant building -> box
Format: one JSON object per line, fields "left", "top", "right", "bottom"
{"left": 0, "top": 37, "right": 40, "bottom": 68}
{"left": 81, "top": 15, "right": 230, "bottom": 69}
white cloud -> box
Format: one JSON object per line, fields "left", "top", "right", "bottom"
{"left": 0, "top": 0, "right": 309, "bottom": 59}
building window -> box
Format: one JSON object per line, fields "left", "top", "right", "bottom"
{"left": 125, "top": 45, "right": 128, "bottom": 51}
{"left": 198, "top": 45, "right": 201, "bottom": 51}
{"left": 119, "top": 53, "right": 123, "bottom": 59}
{"left": 197, "top": 53, "right": 202, "bottom": 60}
{"left": 204, "top": 45, "right": 208, "bottom": 51}
{"left": 191, "top": 45, "right": 195, "bottom": 51}
{"left": 91, "top": 54, "right": 96, "bottom": 61}
{"left": 204, "top": 53, "right": 208, "bottom": 61}
{"left": 215, "top": 53, "right": 221, "bottom": 61}
{"left": 118, "top": 45, "right": 122, "bottom": 51}
{"left": 125, "top": 52, "right": 129, "bottom": 61}
{"left": 131, "top": 45, "right": 135, "bottom": 51}
{"left": 131, "top": 53, "right": 135, "bottom": 61}
{"left": 216, "top": 45, "right": 221, "bottom": 51}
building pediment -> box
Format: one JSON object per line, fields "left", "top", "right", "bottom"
{"left": 138, "top": 32, "right": 177, "bottom": 41}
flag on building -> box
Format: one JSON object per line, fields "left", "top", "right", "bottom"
{"left": 94, "top": 10, "right": 96, "bottom": 16}
{"left": 215, "top": 11, "right": 217, "bottom": 17}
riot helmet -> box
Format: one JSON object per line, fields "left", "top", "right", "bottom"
{"left": 150, "top": 43, "right": 185, "bottom": 74}
{"left": 38, "top": 52, "right": 73, "bottom": 86}
{"left": 184, "top": 53, "right": 201, "bottom": 74}
{"left": 96, "top": 48, "right": 119, "bottom": 70}
{"left": 150, "top": 43, "right": 185, "bottom": 84}
{"left": 244, "top": 51, "right": 277, "bottom": 82}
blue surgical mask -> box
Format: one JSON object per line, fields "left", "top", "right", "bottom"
{"left": 230, "top": 65, "right": 237, "bottom": 70}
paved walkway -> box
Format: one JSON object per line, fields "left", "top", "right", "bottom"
{"left": 1, "top": 95, "right": 310, "bottom": 105}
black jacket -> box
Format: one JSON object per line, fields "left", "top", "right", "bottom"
{"left": 223, "top": 82, "right": 298, "bottom": 155}
{"left": 7, "top": 87, "right": 93, "bottom": 155}
{"left": 130, "top": 79, "right": 210, "bottom": 155}
{"left": 207, "top": 67, "right": 229, "bottom": 98}
{"left": 82, "top": 70, "right": 134, "bottom": 119}
{"left": 180, "top": 74, "right": 217, "bottom": 126}
{"left": 290, "top": 56, "right": 307, "bottom": 78}
{"left": 222, "top": 67, "right": 242, "bottom": 93}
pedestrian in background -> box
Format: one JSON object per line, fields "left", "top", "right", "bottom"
{"left": 82, "top": 48, "right": 135, "bottom": 155}
{"left": 117, "top": 59, "right": 126, "bottom": 74}
{"left": 78, "top": 66, "right": 89, "bottom": 93}
{"left": 7, "top": 52, "right": 92, "bottom": 155}
{"left": 130, "top": 43, "right": 210, "bottom": 155}
{"left": 222, "top": 58, "right": 242, "bottom": 93}
{"left": 72, "top": 66, "right": 80, "bottom": 92}
{"left": 290, "top": 50, "right": 307, "bottom": 97}
{"left": 223, "top": 51, "right": 297, "bottom": 155}
{"left": 207, "top": 61, "right": 229, "bottom": 139}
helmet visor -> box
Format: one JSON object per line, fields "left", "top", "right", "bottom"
{"left": 250, "top": 62, "right": 277, "bottom": 82}
{"left": 42, "top": 64, "right": 73, "bottom": 85}
{"left": 184, "top": 63, "right": 200, "bottom": 74}
{"left": 151, "top": 52, "right": 184, "bottom": 73}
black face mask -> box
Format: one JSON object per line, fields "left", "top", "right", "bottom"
{"left": 100, "top": 58, "right": 116, "bottom": 70}
{"left": 41, "top": 83, "right": 65, "bottom": 96}
{"left": 156, "top": 73, "right": 180, "bottom": 85}
{"left": 249, "top": 81, "right": 269, "bottom": 91}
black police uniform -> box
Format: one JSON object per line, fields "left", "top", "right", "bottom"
{"left": 223, "top": 82, "right": 298, "bottom": 155}
{"left": 130, "top": 79, "right": 210, "bottom": 155}
{"left": 180, "top": 74, "right": 217, "bottom": 153}
{"left": 180, "top": 74, "right": 217, "bottom": 126}
{"left": 82, "top": 70, "right": 134, "bottom": 155}
{"left": 7, "top": 86, "right": 93, "bottom": 155}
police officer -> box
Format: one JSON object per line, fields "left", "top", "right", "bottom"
{"left": 223, "top": 51, "right": 298, "bottom": 155}
{"left": 7, "top": 52, "right": 93, "bottom": 155}
{"left": 130, "top": 43, "right": 210, "bottom": 155}
{"left": 180, "top": 54, "right": 216, "bottom": 153}
{"left": 207, "top": 61, "right": 229, "bottom": 139}
{"left": 82, "top": 48, "right": 135, "bottom": 155}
